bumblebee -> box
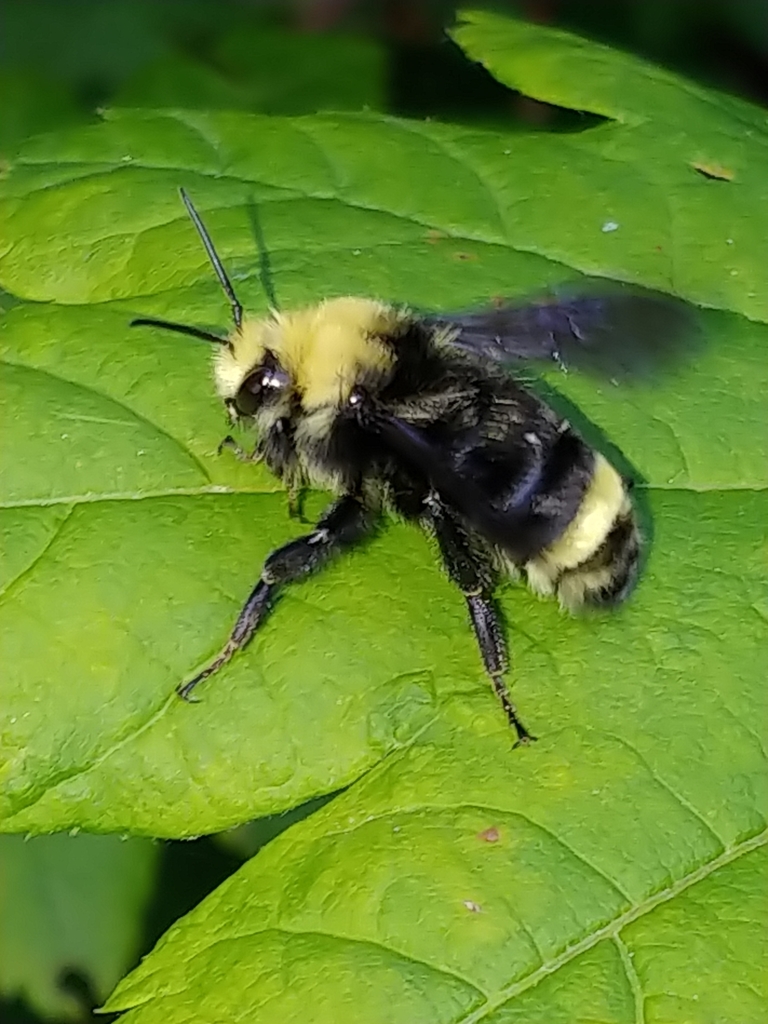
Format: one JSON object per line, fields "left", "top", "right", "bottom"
{"left": 132, "top": 189, "right": 642, "bottom": 744}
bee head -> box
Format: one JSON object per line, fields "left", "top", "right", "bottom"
{"left": 215, "top": 298, "right": 397, "bottom": 423}
{"left": 132, "top": 192, "right": 398, "bottom": 439}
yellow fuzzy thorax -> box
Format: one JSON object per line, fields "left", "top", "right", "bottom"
{"left": 214, "top": 296, "right": 399, "bottom": 408}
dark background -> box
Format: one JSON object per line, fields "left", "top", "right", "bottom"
{"left": 2, "top": 0, "right": 768, "bottom": 154}
{"left": 1, "top": 2, "right": 766, "bottom": 1021}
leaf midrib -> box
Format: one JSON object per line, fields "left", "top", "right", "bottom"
{"left": 461, "top": 828, "right": 767, "bottom": 1021}
{"left": 1, "top": 483, "right": 764, "bottom": 512}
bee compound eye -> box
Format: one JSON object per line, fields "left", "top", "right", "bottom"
{"left": 235, "top": 362, "right": 290, "bottom": 416}
{"left": 234, "top": 372, "right": 263, "bottom": 417}
{"left": 260, "top": 367, "right": 290, "bottom": 391}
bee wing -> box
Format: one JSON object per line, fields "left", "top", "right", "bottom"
{"left": 361, "top": 406, "right": 553, "bottom": 562}
{"left": 425, "top": 285, "right": 699, "bottom": 381}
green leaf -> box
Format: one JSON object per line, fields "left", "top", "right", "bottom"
{"left": 0, "top": 0, "right": 255, "bottom": 93}
{"left": 1, "top": 97, "right": 767, "bottom": 324}
{"left": 106, "top": 704, "right": 768, "bottom": 1020}
{"left": 211, "top": 26, "right": 386, "bottom": 115}
{"left": 452, "top": 10, "right": 768, "bottom": 324}
{"left": 0, "top": 13, "right": 766, "bottom": 1019}
{"left": 0, "top": 105, "right": 765, "bottom": 838}
{"left": 0, "top": 70, "right": 83, "bottom": 159}
{"left": 112, "top": 54, "right": 259, "bottom": 117}
{"left": 114, "top": 28, "right": 385, "bottom": 116}
{"left": 0, "top": 832, "right": 157, "bottom": 1019}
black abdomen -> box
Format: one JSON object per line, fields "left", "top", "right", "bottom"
{"left": 418, "top": 413, "right": 595, "bottom": 564}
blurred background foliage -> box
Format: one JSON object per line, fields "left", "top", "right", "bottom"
{"left": 1, "top": 1, "right": 766, "bottom": 1021}
{"left": 2, "top": 0, "right": 768, "bottom": 158}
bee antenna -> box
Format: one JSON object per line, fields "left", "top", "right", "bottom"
{"left": 179, "top": 187, "right": 243, "bottom": 331}
{"left": 130, "top": 317, "right": 231, "bottom": 347}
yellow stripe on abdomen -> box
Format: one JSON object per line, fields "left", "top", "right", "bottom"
{"left": 525, "top": 453, "right": 627, "bottom": 600}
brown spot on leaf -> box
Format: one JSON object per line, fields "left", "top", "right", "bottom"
{"left": 452, "top": 251, "right": 478, "bottom": 262}
{"left": 692, "top": 160, "right": 735, "bottom": 181}
{"left": 425, "top": 229, "right": 446, "bottom": 244}
{"left": 478, "top": 826, "right": 500, "bottom": 842}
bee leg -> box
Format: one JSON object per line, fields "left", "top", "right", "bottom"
{"left": 177, "top": 494, "right": 376, "bottom": 701}
{"left": 551, "top": 346, "right": 569, "bottom": 374}
{"left": 287, "top": 485, "right": 308, "bottom": 522}
{"left": 424, "top": 496, "right": 536, "bottom": 746}
{"left": 464, "top": 593, "right": 536, "bottom": 746}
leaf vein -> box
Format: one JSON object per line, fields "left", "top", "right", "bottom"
{"left": 614, "top": 934, "right": 646, "bottom": 1024}
{"left": 378, "top": 118, "right": 509, "bottom": 243}
{"left": 458, "top": 829, "right": 767, "bottom": 1022}
{"left": 0, "top": 481, "right": 764, "bottom": 511}
{"left": 0, "top": 357, "right": 212, "bottom": 484}
{"left": 281, "top": 121, "right": 350, "bottom": 193}
{"left": 116, "top": 925, "right": 485, "bottom": 1010}
{"left": 0, "top": 505, "right": 74, "bottom": 603}
{"left": 322, "top": 801, "right": 633, "bottom": 904}
{"left": 9, "top": 156, "right": 558, "bottom": 258}
{"left": 604, "top": 733, "right": 725, "bottom": 849}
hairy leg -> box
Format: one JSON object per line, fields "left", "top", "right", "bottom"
{"left": 423, "top": 494, "right": 534, "bottom": 744}
{"left": 178, "top": 494, "right": 376, "bottom": 700}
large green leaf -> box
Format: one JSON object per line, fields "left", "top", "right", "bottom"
{"left": 0, "top": 832, "right": 157, "bottom": 1019}
{"left": 0, "top": 106, "right": 764, "bottom": 837}
{"left": 106, "top": 698, "right": 768, "bottom": 1021}
{"left": 452, "top": 9, "right": 768, "bottom": 325}
{"left": 0, "top": 12, "right": 766, "bottom": 1020}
